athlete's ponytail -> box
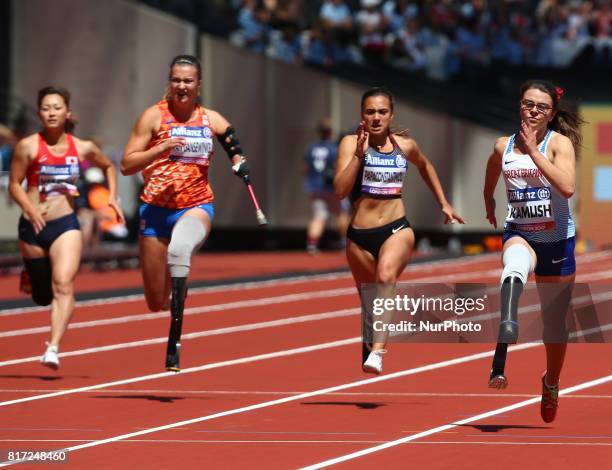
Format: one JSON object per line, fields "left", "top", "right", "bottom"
{"left": 520, "top": 80, "right": 585, "bottom": 153}
{"left": 550, "top": 108, "right": 584, "bottom": 153}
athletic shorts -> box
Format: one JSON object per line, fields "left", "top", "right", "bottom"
{"left": 139, "top": 202, "right": 214, "bottom": 238}
{"left": 18, "top": 212, "right": 80, "bottom": 251}
{"left": 503, "top": 231, "right": 576, "bottom": 277}
{"left": 347, "top": 217, "right": 411, "bottom": 259}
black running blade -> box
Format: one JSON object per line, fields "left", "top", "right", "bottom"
{"left": 166, "top": 341, "right": 181, "bottom": 372}
{"left": 488, "top": 343, "right": 508, "bottom": 388}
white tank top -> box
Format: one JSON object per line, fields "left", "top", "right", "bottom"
{"left": 502, "top": 130, "right": 575, "bottom": 242}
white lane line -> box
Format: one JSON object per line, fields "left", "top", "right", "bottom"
{"left": 2, "top": 439, "right": 610, "bottom": 446}
{"left": 0, "top": 272, "right": 353, "bottom": 317}
{"left": 3, "top": 265, "right": 609, "bottom": 339}
{"left": 5, "top": 278, "right": 611, "bottom": 371}
{"left": 0, "top": 288, "right": 356, "bottom": 338}
{"left": 0, "top": 308, "right": 359, "bottom": 368}
{"left": 0, "top": 389, "right": 532, "bottom": 397}
{"left": 0, "top": 254, "right": 504, "bottom": 316}
{"left": 1, "top": 389, "right": 610, "bottom": 399}
{"left": 3, "top": 250, "right": 609, "bottom": 318}
{"left": 300, "top": 373, "right": 612, "bottom": 469}
{"left": 578, "top": 270, "right": 612, "bottom": 282}
{"left": 0, "top": 342, "right": 540, "bottom": 465}
{"left": 0, "top": 269, "right": 504, "bottom": 338}
{"left": 3, "top": 283, "right": 611, "bottom": 368}
{"left": 0, "top": 337, "right": 360, "bottom": 408}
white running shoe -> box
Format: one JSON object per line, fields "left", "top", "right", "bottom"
{"left": 362, "top": 349, "right": 386, "bottom": 375}
{"left": 41, "top": 344, "right": 60, "bottom": 370}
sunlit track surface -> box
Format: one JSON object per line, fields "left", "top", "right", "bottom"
{"left": 0, "top": 251, "right": 611, "bottom": 469}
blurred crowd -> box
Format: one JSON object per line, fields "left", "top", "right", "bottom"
{"left": 229, "top": 0, "right": 612, "bottom": 79}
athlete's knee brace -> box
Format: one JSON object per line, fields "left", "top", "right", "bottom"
{"left": 501, "top": 244, "right": 533, "bottom": 285}
{"left": 167, "top": 216, "right": 207, "bottom": 278}
{"left": 24, "top": 257, "right": 53, "bottom": 306}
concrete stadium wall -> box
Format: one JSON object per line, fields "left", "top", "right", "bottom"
{"left": 2, "top": 0, "right": 195, "bottom": 238}
{"left": 203, "top": 34, "right": 506, "bottom": 232}
{"left": 1, "top": 0, "right": 507, "bottom": 239}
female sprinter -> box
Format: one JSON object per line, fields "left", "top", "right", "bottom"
{"left": 121, "top": 55, "right": 250, "bottom": 371}
{"left": 483, "top": 80, "right": 583, "bottom": 422}
{"left": 334, "top": 87, "right": 464, "bottom": 375}
{"left": 9, "top": 86, "right": 124, "bottom": 369}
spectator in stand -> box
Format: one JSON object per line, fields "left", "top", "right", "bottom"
{"left": 305, "top": 21, "right": 335, "bottom": 66}
{"left": 238, "top": 0, "right": 270, "bottom": 53}
{"left": 319, "top": 0, "right": 354, "bottom": 34}
{"left": 319, "top": 0, "right": 355, "bottom": 53}
{"left": 355, "top": 0, "right": 389, "bottom": 64}
{"left": 490, "top": 13, "right": 525, "bottom": 66}
{"left": 391, "top": 17, "right": 427, "bottom": 71}
{"left": 272, "top": 23, "right": 303, "bottom": 64}
{"left": 427, "top": 0, "right": 459, "bottom": 37}
{"left": 446, "top": 15, "right": 489, "bottom": 78}
{"left": 263, "top": 0, "right": 302, "bottom": 30}
{"left": 593, "top": 0, "right": 612, "bottom": 65}
{"left": 382, "top": 0, "right": 419, "bottom": 33}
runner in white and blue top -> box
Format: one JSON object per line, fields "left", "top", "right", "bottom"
{"left": 334, "top": 87, "right": 464, "bottom": 376}
{"left": 502, "top": 129, "right": 575, "bottom": 250}
{"left": 483, "top": 80, "right": 584, "bottom": 423}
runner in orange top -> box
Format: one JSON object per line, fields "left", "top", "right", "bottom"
{"left": 121, "top": 55, "right": 250, "bottom": 371}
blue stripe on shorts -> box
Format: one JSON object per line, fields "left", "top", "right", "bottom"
{"left": 139, "top": 203, "right": 214, "bottom": 238}
{"left": 503, "top": 231, "right": 576, "bottom": 277}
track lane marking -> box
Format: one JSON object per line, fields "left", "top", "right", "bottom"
{"left": 0, "top": 308, "right": 359, "bottom": 368}
{"left": 0, "top": 269, "right": 504, "bottom": 334}
{"left": 301, "top": 373, "right": 612, "bottom": 469}
{"left": 0, "top": 338, "right": 360, "bottom": 408}
{"left": 0, "top": 289, "right": 356, "bottom": 338}
{"left": 1, "top": 439, "right": 611, "bottom": 446}
{"left": 0, "top": 253, "right": 505, "bottom": 316}
{"left": 3, "top": 284, "right": 610, "bottom": 367}
{"left": 0, "top": 343, "right": 541, "bottom": 465}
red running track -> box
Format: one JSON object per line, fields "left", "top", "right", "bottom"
{"left": 0, "top": 251, "right": 611, "bottom": 469}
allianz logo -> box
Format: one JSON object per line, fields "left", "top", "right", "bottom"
{"left": 365, "top": 154, "right": 396, "bottom": 166}
{"left": 172, "top": 126, "right": 202, "bottom": 137}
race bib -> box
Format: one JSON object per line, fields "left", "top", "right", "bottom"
{"left": 506, "top": 186, "right": 555, "bottom": 232}
{"left": 168, "top": 126, "right": 213, "bottom": 166}
{"left": 361, "top": 154, "right": 406, "bottom": 196}
{"left": 38, "top": 160, "right": 80, "bottom": 198}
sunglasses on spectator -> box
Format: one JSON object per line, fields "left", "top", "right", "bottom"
{"left": 520, "top": 100, "right": 553, "bottom": 113}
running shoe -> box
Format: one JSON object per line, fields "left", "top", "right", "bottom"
{"left": 306, "top": 246, "right": 321, "bottom": 256}
{"left": 41, "top": 343, "right": 60, "bottom": 370}
{"left": 488, "top": 372, "right": 508, "bottom": 389}
{"left": 540, "top": 373, "right": 559, "bottom": 423}
{"left": 362, "top": 349, "right": 386, "bottom": 375}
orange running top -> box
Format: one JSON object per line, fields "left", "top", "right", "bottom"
{"left": 140, "top": 100, "right": 215, "bottom": 209}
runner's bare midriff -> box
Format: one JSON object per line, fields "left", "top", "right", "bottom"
{"left": 25, "top": 189, "right": 75, "bottom": 221}
{"left": 351, "top": 197, "right": 405, "bottom": 229}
